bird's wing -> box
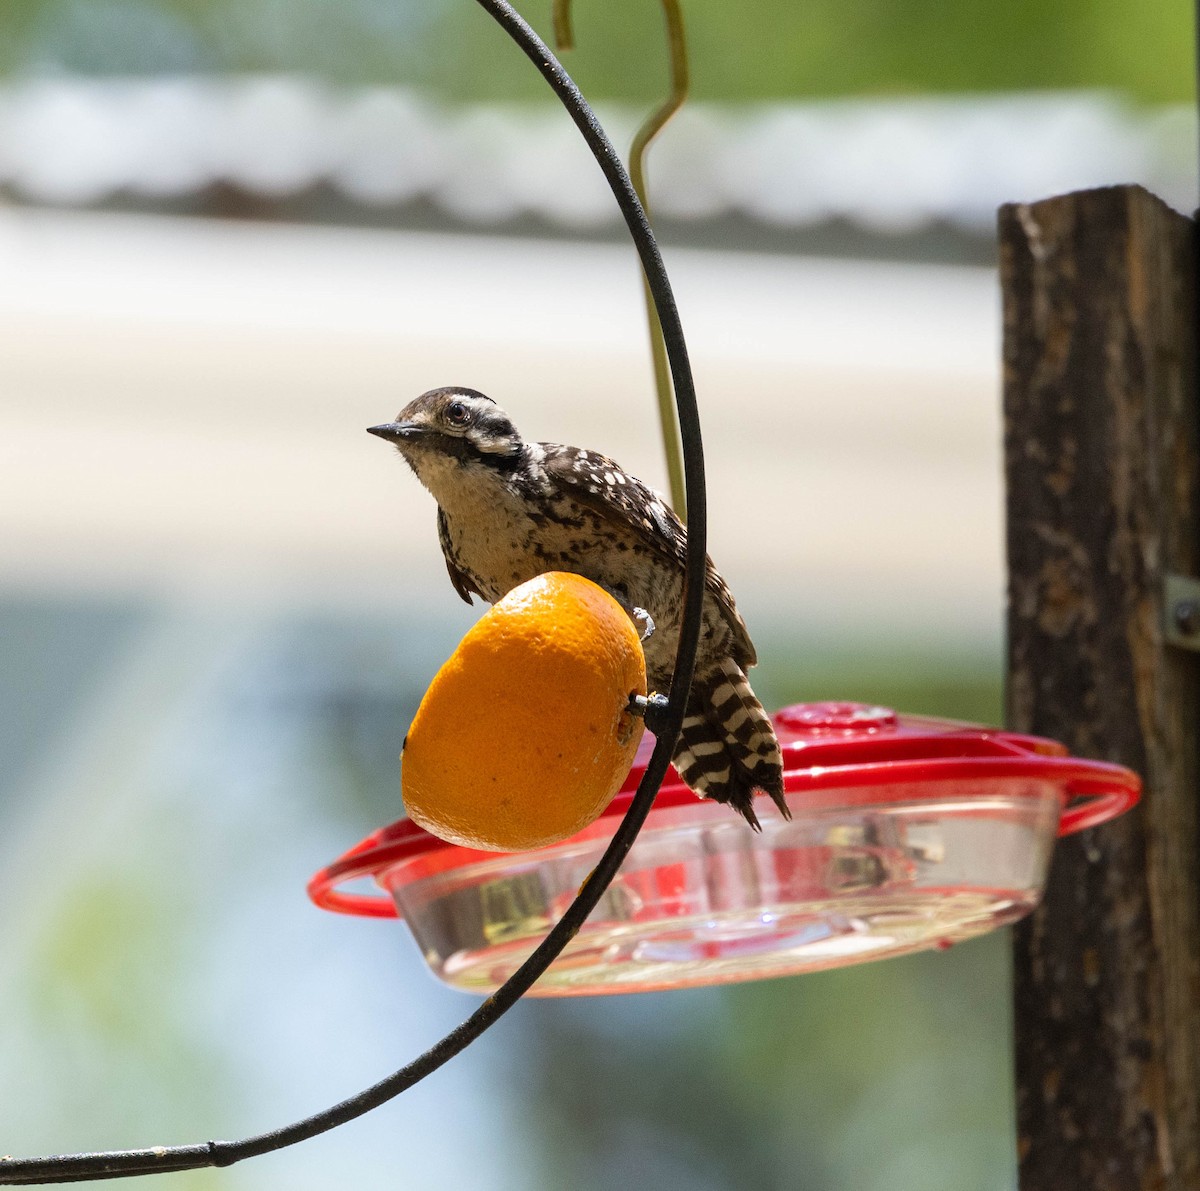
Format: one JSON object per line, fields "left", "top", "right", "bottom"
{"left": 437, "top": 507, "right": 483, "bottom": 605}
{"left": 541, "top": 444, "right": 758, "bottom": 667}
{"left": 542, "top": 444, "right": 686, "bottom": 567}
{"left": 704, "top": 561, "right": 758, "bottom": 668}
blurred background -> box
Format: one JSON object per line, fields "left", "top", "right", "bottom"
{"left": 0, "top": 1, "right": 1194, "bottom": 1188}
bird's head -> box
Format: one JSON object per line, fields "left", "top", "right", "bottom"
{"left": 368, "top": 388, "right": 524, "bottom": 489}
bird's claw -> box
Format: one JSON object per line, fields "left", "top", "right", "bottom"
{"left": 632, "top": 606, "right": 655, "bottom": 642}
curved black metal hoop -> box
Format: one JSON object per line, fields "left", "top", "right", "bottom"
{"left": 0, "top": 3, "right": 706, "bottom": 1183}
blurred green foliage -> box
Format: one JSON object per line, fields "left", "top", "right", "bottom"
{"left": 754, "top": 641, "right": 1003, "bottom": 728}
{"left": 0, "top": 0, "right": 1192, "bottom": 103}
{"left": 524, "top": 931, "right": 1013, "bottom": 1191}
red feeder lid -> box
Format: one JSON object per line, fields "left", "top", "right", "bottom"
{"left": 309, "top": 701, "right": 1141, "bottom": 920}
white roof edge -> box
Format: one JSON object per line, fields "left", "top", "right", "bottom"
{"left": 0, "top": 77, "right": 1194, "bottom": 228}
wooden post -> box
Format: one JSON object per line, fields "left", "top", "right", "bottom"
{"left": 1002, "top": 185, "right": 1200, "bottom": 1188}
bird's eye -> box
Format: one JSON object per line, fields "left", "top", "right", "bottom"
{"left": 446, "top": 401, "right": 471, "bottom": 427}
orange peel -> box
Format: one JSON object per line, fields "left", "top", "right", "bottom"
{"left": 401, "top": 572, "right": 647, "bottom": 852}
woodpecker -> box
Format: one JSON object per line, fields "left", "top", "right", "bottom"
{"left": 369, "top": 386, "right": 788, "bottom": 830}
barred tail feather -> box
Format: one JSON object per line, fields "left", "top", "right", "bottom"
{"left": 711, "top": 657, "right": 786, "bottom": 801}
{"left": 669, "top": 659, "right": 788, "bottom": 831}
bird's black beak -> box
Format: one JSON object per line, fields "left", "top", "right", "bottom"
{"left": 367, "top": 421, "right": 425, "bottom": 444}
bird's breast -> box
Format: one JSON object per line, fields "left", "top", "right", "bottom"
{"left": 441, "top": 490, "right": 664, "bottom": 599}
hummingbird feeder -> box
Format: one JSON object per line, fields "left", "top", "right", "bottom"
{"left": 309, "top": 700, "right": 1140, "bottom": 996}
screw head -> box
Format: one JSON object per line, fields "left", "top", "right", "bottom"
{"left": 1175, "top": 600, "right": 1200, "bottom": 636}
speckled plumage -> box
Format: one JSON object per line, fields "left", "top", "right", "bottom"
{"left": 369, "top": 387, "right": 787, "bottom": 829}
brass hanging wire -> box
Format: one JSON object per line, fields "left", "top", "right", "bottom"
{"left": 553, "top": 0, "right": 690, "bottom": 521}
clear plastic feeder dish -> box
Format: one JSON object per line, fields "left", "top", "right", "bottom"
{"left": 309, "top": 702, "right": 1139, "bottom": 996}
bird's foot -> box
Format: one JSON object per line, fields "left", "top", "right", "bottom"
{"left": 631, "top": 606, "right": 655, "bottom": 642}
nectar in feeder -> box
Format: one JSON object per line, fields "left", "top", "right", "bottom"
{"left": 312, "top": 701, "right": 1140, "bottom": 997}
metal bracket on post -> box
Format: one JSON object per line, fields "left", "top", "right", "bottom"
{"left": 1165, "top": 573, "right": 1200, "bottom": 651}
